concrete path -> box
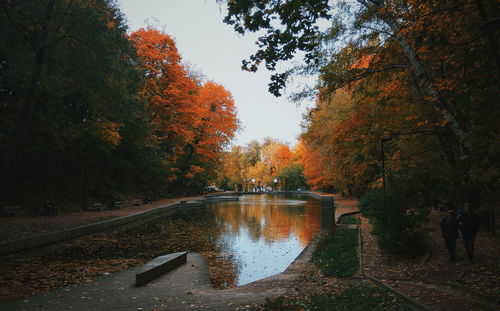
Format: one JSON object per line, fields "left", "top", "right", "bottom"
{"left": 1, "top": 253, "right": 269, "bottom": 310}
{"left": 1, "top": 240, "right": 319, "bottom": 311}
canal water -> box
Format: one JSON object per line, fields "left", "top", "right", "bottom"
{"left": 0, "top": 194, "right": 332, "bottom": 302}
{"left": 205, "top": 194, "right": 326, "bottom": 286}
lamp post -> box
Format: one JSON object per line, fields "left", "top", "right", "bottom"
{"left": 273, "top": 178, "right": 279, "bottom": 191}
{"left": 380, "top": 137, "right": 394, "bottom": 192}
{"left": 251, "top": 178, "right": 256, "bottom": 192}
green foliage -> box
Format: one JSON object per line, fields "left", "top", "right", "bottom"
{"left": 224, "top": 0, "right": 331, "bottom": 96}
{"left": 218, "top": 175, "right": 232, "bottom": 191}
{"left": 224, "top": 0, "right": 500, "bottom": 209}
{"left": 279, "top": 162, "right": 307, "bottom": 190}
{"left": 313, "top": 229, "right": 358, "bottom": 278}
{"left": 0, "top": 1, "right": 238, "bottom": 205}
{"left": 360, "top": 187, "right": 430, "bottom": 258}
{"left": 340, "top": 215, "right": 360, "bottom": 225}
{"left": 0, "top": 0, "right": 156, "bottom": 205}
{"left": 262, "top": 284, "right": 409, "bottom": 311}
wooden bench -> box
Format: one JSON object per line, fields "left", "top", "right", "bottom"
{"left": 89, "top": 202, "right": 104, "bottom": 211}
{"left": 133, "top": 199, "right": 142, "bottom": 206}
{"left": 112, "top": 201, "right": 123, "bottom": 209}
{"left": 43, "top": 202, "right": 58, "bottom": 216}
{"left": 1, "top": 205, "right": 24, "bottom": 217}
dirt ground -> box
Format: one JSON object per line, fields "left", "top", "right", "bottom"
{"left": 360, "top": 209, "right": 500, "bottom": 311}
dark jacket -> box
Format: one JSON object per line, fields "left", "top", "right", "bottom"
{"left": 458, "top": 211, "right": 480, "bottom": 237}
{"left": 440, "top": 215, "right": 459, "bottom": 240}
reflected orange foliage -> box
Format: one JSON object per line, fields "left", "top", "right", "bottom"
{"left": 211, "top": 198, "right": 321, "bottom": 247}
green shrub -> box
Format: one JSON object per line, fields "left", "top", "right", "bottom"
{"left": 339, "top": 215, "right": 360, "bottom": 225}
{"left": 313, "top": 229, "right": 358, "bottom": 278}
{"left": 359, "top": 187, "right": 429, "bottom": 258}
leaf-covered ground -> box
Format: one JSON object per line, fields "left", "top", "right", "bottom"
{"left": 0, "top": 198, "right": 178, "bottom": 243}
{"left": 0, "top": 208, "right": 237, "bottom": 302}
{"left": 360, "top": 209, "right": 500, "bottom": 311}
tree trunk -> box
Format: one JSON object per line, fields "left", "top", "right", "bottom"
{"left": 358, "top": 1, "right": 468, "bottom": 154}
{"left": 22, "top": 0, "right": 56, "bottom": 115}
{"left": 392, "top": 29, "right": 467, "bottom": 153}
{"left": 476, "top": 0, "right": 500, "bottom": 75}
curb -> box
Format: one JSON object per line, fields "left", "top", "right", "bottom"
{"left": 365, "top": 275, "right": 432, "bottom": 311}
{"left": 336, "top": 211, "right": 361, "bottom": 224}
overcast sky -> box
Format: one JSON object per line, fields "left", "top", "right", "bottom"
{"left": 117, "top": 0, "right": 316, "bottom": 147}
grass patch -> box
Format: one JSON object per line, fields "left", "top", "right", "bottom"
{"left": 262, "top": 284, "right": 409, "bottom": 311}
{"left": 313, "top": 228, "right": 359, "bottom": 278}
{"left": 339, "top": 215, "right": 359, "bottom": 225}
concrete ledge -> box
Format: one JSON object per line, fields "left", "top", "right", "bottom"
{"left": 205, "top": 196, "right": 240, "bottom": 203}
{"left": 135, "top": 251, "right": 187, "bottom": 286}
{"left": 272, "top": 191, "right": 334, "bottom": 205}
{"left": 336, "top": 211, "right": 361, "bottom": 224}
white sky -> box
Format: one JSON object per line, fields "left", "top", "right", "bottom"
{"left": 117, "top": 0, "right": 316, "bottom": 147}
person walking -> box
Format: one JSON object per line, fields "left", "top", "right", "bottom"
{"left": 440, "top": 209, "right": 460, "bottom": 262}
{"left": 458, "top": 204, "right": 481, "bottom": 261}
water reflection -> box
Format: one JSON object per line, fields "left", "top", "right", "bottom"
{"left": 207, "top": 194, "right": 323, "bottom": 286}
{"left": 0, "top": 194, "right": 324, "bottom": 301}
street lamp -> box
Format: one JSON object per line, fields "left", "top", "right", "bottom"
{"left": 251, "top": 178, "right": 256, "bottom": 192}
{"left": 380, "top": 137, "right": 394, "bottom": 191}
{"left": 273, "top": 178, "right": 279, "bottom": 191}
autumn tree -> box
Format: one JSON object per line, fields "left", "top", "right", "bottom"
{"left": 131, "top": 28, "right": 240, "bottom": 192}
{"left": 178, "top": 81, "right": 239, "bottom": 190}
{"left": 223, "top": 0, "right": 500, "bottom": 203}
{"left": 221, "top": 146, "right": 246, "bottom": 190}
{"left": 221, "top": 139, "right": 307, "bottom": 191}
{"left": 130, "top": 28, "right": 200, "bottom": 183}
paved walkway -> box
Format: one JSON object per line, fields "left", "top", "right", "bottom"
{"left": 1, "top": 237, "right": 317, "bottom": 310}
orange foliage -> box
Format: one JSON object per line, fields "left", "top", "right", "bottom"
{"left": 192, "top": 81, "right": 238, "bottom": 160}
{"left": 130, "top": 27, "right": 200, "bottom": 157}
{"left": 131, "top": 28, "right": 239, "bottom": 182}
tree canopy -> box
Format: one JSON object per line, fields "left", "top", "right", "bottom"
{"left": 219, "top": 139, "right": 307, "bottom": 191}
{"left": 0, "top": 1, "right": 239, "bottom": 208}
{"left": 223, "top": 0, "right": 500, "bottom": 204}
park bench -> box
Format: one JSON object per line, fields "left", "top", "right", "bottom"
{"left": 133, "top": 199, "right": 142, "bottom": 206}
{"left": 112, "top": 201, "right": 123, "bottom": 209}
{"left": 43, "top": 201, "right": 58, "bottom": 216}
{"left": 1, "top": 205, "right": 25, "bottom": 217}
{"left": 89, "top": 202, "right": 104, "bottom": 211}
